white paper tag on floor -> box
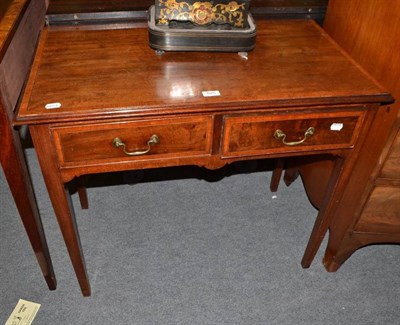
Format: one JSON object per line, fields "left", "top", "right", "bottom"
{"left": 5, "top": 299, "right": 41, "bottom": 325}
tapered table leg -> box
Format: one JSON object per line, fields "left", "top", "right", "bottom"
{"left": 30, "top": 125, "right": 91, "bottom": 296}
{"left": 270, "top": 158, "right": 284, "bottom": 192}
{"left": 77, "top": 177, "right": 89, "bottom": 209}
{"left": 301, "top": 158, "right": 344, "bottom": 268}
{"left": 0, "top": 108, "right": 56, "bottom": 290}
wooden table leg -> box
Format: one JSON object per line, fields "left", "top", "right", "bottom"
{"left": 270, "top": 158, "right": 284, "bottom": 192}
{"left": 0, "top": 108, "right": 56, "bottom": 290}
{"left": 283, "top": 167, "right": 300, "bottom": 187}
{"left": 299, "top": 105, "right": 396, "bottom": 270}
{"left": 77, "top": 177, "right": 89, "bottom": 210}
{"left": 30, "top": 125, "right": 91, "bottom": 296}
{"left": 301, "top": 157, "right": 345, "bottom": 268}
{"left": 319, "top": 106, "right": 399, "bottom": 271}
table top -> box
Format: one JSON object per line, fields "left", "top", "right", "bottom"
{"left": 17, "top": 19, "right": 391, "bottom": 124}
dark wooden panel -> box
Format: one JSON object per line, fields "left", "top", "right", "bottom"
{"left": 253, "top": 0, "right": 328, "bottom": 6}
{"left": 48, "top": 0, "right": 151, "bottom": 13}
{"left": 0, "top": 0, "right": 30, "bottom": 59}
{"left": 47, "top": 0, "right": 328, "bottom": 15}
{"left": 0, "top": 0, "right": 46, "bottom": 113}
{"left": 251, "top": 0, "right": 328, "bottom": 22}
{"left": 0, "top": 0, "right": 13, "bottom": 21}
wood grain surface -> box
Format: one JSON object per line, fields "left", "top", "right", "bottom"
{"left": 17, "top": 20, "right": 390, "bottom": 125}
{"left": 0, "top": 0, "right": 29, "bottom": 59}
{"left": 0, "top": 0, "right": 56, "bottom": 290}
{"left": 0, "top": 0, "right": 46, "bottom": 112}
{"left": 321, "top": 0, "right": 400, "bottom": 269}
{"left": 0, "top": 0, "right": 13, "bottom": 21}
{"left": 324, "top": 0, "right": 400, "bottom": 111}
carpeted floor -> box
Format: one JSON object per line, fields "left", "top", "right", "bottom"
{"left": 1, "top": 148, "right": 399, "bottom": 324}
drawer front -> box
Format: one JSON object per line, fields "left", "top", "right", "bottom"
{"left": 354, "top": 185, "right": 400, "bottom": 234}
{"left": 53, "top": 116, "right": 213, "bottom": 166}
{"left": 380, "top": 128, "right": 400, "bottom": 180}
{"left": 221, "top": 110, "right": 365, "bottom": 157}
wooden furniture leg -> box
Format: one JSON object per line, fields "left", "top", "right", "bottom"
{"left": 283, "top": 167, "right": 299, "bottom": 187}
{"left": 270, "top": 158, "right": 284, "bottom": 192}
{"left": 30, "top": 125, "right": 91, "bottom": 296}
{"left": 0, "top": 105, "right": 56, "bottom": 290}
{"left": 320, "top": 105, "right": 399, "bottom": 271}
{"left": 77, "top": 177, "right": 89, "bottom": 209}
{"left": 301, "top": 157, "right": 345, "bottom": 268}
{"left": 270, "top": 158, "right": 300, "bottom": 192}
{"left": 299, "top": 102, "right": 383, "bottom": 268}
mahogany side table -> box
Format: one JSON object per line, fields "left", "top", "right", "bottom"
{"left": 16, "top": 19, "right": 393, "bottom": 296}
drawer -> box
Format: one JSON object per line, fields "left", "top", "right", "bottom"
{"left": 354, "top": 185, "right": 400, "bottom": 234}
{"left": 221, "top": 110, "right": 365, "bottom": 158}
{"left": 52, "top": 116, "right": 213, "bottom": 166}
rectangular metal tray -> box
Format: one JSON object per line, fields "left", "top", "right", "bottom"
{"left": 148, "top": 5, "right": 256, "bottom": 52}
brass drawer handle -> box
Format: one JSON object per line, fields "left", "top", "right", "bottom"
{"left": 274, "top": 127, "right": 315, "bottom": 146}
{"left": 112, "top": 134, "right": 159, "bottom": 156}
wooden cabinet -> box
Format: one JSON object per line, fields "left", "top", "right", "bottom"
{"left": 323, "top": 0, "right": 400, "bottom": 266}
